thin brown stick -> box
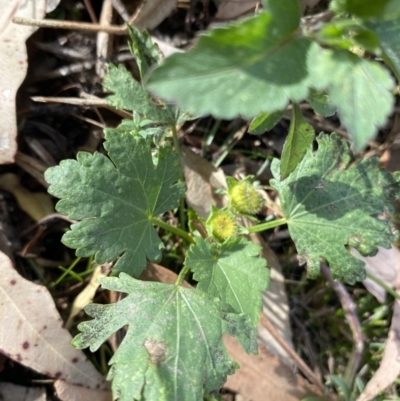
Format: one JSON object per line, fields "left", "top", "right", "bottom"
{"left": 111, "top": 0, "right": 131, "bottom": 22}
{"left": 12, "top": 16, "right": 128, "bottom": 34}
{"left": 260, "top": 314, "right": 329, "bottom": 396}
{"left": 320, "top": 263, "right": 364, "bottom": 388}
{"left": 31, "top": 96, "right": 132, "bottom": 119}
{"left": 83, "top": 0, "right": 98, "bottom": 23}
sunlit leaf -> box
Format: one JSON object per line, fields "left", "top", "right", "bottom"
{"left": 147, "top": 0, "right": 316, "bottom": 119}
{"left": 186, "top": 237, "right": 269, "bottom": 327}
{"left": 280, "top": 104, "right": 315, "bottom": 180}
{"left": 45, "top": 133, "right": 185, "bottom": 277}
{"left": 72, "top": 274, "right": 242, "bottom": 401}
{"left": 271, "top": 133, "right": 400, "bottom": 283}
{"left": 310, "top": 49, "right": 394, "bottom": 150}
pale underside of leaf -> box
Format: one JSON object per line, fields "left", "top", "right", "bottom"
{"left": 147, "top": 9, "right": 318, "bottom": 119}
{"left": 271, "top": 133, "right": 400, "bottom": 283}
{"left": 310, "top": 48, "right": 394, "bottom": 150}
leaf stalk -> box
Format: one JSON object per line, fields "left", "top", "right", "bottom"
{"left": 366, "top": 271, "right": 400, "bottom": 301}
{"left": 151, "top": 217, "right": 194, "bottom": 244}
{"left": 247, "top": 217, "right": 287, "bottom": 233}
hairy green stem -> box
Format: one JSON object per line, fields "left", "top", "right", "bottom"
{"left": 176, "top": 266, "right": 190, "bottom": 286}
{"left": 151, "top": 217, "right": 194, "bottom": 244}
{"left": 366, "top": 271, "right": 400, "bottom": 301}
{"left": 247, "top": 217, "right": 287, "bottom": 233}
{"left": 171, "top": 123, "right": 186, "bottom": 231}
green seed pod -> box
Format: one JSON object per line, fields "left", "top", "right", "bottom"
{"left": 228, "top": 180, "right": 264, "bottom": 215}
{"left": 207, "top": 209, "right": 238, "bottom": 242}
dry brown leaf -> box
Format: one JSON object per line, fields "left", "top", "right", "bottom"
{"left": 353, "top": 246, "right": 400, "bottom": 303}
{"left": 54, "top": 380, "right": 112, "bottom": 401}
{"left": 224, "top": 336, "right": 322, "bottom": 401}
{"left": 132, "top": 0, "right": 177, "bottom": 30}
{"left": 0, "top": 173, "right": 54, "bottom": 221}
{"left": 65, "top": 264, "right": 107, "bottom": 329}
{"left": 215, "top": 0, "right": 258, "bottom": 21}
{"left": 0, "top": 382, "right": 46, "bottom": 401}
{"left": 252, "top": 234, "right": 294, "bottom": 366}
{"left": 181, "top": 144, "right": 227, "bottom": 219}
{"left": 356, "top": 296, "right": 400, "bottom": 401}
{"left": 355, "top": 246, "right": 400, "bottom": 400}
{"left": 0, "top": 0, "right": 47, "bottom": 164}
{"left": 141, "top": 261, "right": 191, "bottom": 287}
{"left": 0, "top": 251, "right": 108, "bottom": 390}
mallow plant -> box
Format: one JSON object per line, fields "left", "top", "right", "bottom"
{"left": 44, "top": 0, "right": 400, "bottom": 399}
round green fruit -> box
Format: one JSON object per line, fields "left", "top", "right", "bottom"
{"left": 208, "top": 211, "right": 238, "bottom": 242}
{"left": 229, "top": 181, "right": 263, "bottom": 215}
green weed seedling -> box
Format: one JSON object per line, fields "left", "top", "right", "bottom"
{"left": 45, "top": 1, "right": 400, "bottom": 399}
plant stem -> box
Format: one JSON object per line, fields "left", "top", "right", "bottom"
{"left": 366, "top": 271, "right": 400, "bottom": 301}
{"left": 247, "top": 217, "right": 287, "bottom": 233}
{"left": 151, "top": 217, "right": 194, "bottom": 244}
{"left": 171, "top": 123, "right": 187, "bottom": 231}
{"left": 176, "top": 266, "right": 190, "bottom": 286}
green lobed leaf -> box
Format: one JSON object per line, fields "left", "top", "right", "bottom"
{"left": 270, "top": 133, "right": 400, "bottom": 284}
{"left": 248, "top": 110, "right": 285, "bottom": 135}
{"left": 104, "top": 117, "right": 164, "bottom": 140}
{"left": 128, "top": 25, "right": 161, "bottom": 79}
{"left": 146, "top": 0, "right": 317, "bottom": 119}
{"left": 104, "top": 63, "right": 173, "bottom": 123}
{"left": 331, "top": 0, "right": 400, "bottom": 20}
{"left": 310, "top": 48, "right": 394, "bottom": 151}
{"left": 307, "top": 89, "right": 336, "bottom": 117}
{"left": 280, "top": 104, "right": 315, "bottom": 180}
{"left": 366, "top": 17, "right": 400, "bottom": 81}
{"left": 316, "top": 21, "right": 381, "bottom": 53}
{"left": 331, "top": 0, "right": 391, "bottom": 19}
{"left": 45, "top": 133, "right": 185, "bottom": 277}
{"left": 185, "top": 237, "right": 269, "bottom": 326}
{"left": 72, "top": 274, "right": 241, "bottom": 401}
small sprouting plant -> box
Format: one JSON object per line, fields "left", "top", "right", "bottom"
{"left": 45, "top": 1, "right": 400, "bottom": 399}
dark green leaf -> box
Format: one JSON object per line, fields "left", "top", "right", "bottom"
{"left": 310, "top": 48, "right": 394, "bottom": 150}
{"left": 104, "top": 118, "right": 164, "bottom": 140}
{"left": 248, "top": 110, "right": 285, "bottom": 135}
{"left": 332, "top": 0, "right": 391, "bottom": 19}
{"left": 104, "top": 63, "right": 173, "bottom": 123}
{"left": 271, "top": 133, "right": 400, "bottom": 284}
{"left": 185, "top": 237, "right": 269, "bottom": 326}
{"left": 45, "top": 133, "right": 185, "bottom": 277}
{"left": 366, "top": 17, "right": 400, "bottom": 81}
{"left": 72, "top": 274, "right": 238, "bottom": 401}
{"left": 280, "top": 104, "right": 315, "bottom": 180}
{"left": 147, "top": 1, "right": 316, "bottom": 119}
{"left": 128, "top": 25, "right": 161, "bottom": 79}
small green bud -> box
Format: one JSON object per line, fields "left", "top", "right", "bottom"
{"left": 228, "top": 179, "right": 264, "bottom": 215}
{"left": 207, "top": 209, "right": 238, "bottom": 242}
